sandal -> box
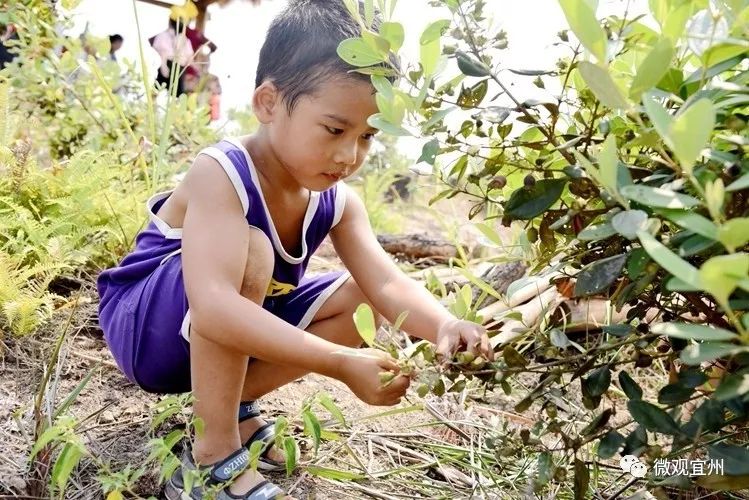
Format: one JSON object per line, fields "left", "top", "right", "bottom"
{"left": 164, "top": 446, "right": 286, "bottom": 499}
{"left": 239, "top": 401, "right": 298, "bottom": 472}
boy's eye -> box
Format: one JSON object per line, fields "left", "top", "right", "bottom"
{"left": 324, "top": 125, "right": 344, "bottom": 135}
{"left": 362, "top": 132, "right": 377, "bottom": 141}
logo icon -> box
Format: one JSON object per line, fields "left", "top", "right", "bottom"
{"left": 619, "top": 455, "right": 648, "bottom": 478}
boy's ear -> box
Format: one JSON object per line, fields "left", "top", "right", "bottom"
{"left": 252, "top": 81, "right": 280, "bottom": 124}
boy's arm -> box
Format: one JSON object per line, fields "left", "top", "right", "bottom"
{"left": 330, "top": 186, "right": 493, "bottom": 360}
{"left": 180, "top": 156, "right": 410, "bottom": 405}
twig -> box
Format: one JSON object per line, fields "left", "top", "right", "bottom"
{"left": 423, "top": 401, "right": 470, "bottom": 441}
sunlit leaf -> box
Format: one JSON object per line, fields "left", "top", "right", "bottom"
{"left": 558, "top": 0, "right": 608, "bottom": 62}
{"left": 578, "top": 62, "right": 629, "bottom": 109}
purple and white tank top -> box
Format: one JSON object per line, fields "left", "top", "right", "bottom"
{"left": 97, "top": 137, "right": 347, "bottom": 303}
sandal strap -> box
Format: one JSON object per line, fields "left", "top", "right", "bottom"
{"left": 209, "top": 447, "right": 251, "bottom": 483}
{"left": 238, "top": 400, "right": 261, "bottom": 423}
{"left": 244, "top": 479, "right": 284, "bottom": 500}
{"left": 243, "top": 421, "right": 276, "bottom": 456}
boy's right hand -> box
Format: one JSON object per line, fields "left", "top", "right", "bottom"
{"left": 337, "top": 348, "right": 410, "bottom": 406}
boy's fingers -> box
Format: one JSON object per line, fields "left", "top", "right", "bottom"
{"left": 384, "top": 374, "right": 410, "bottom": 395}
{"left": 376, "top": 354, "right": 400, "bottom": 373}
{"left": 480, "top": 333, "right": 494, "bottom": 361}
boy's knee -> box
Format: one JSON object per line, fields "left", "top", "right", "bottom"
{"left": 240, "top": 227, "right": 274, "bottom": 303}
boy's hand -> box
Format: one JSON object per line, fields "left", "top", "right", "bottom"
{"left": 337, "top": 348, "right": 410, "bottom": 406}
{"left": 435, "top": 319, "right": 495, "bottom": 363}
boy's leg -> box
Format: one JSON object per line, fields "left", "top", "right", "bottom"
{"left": 240, "top": 276, "right": 382, "bottom": 400}
{"left": 189, "top": 226, "right": 275, "bottom": 493}
{"left": 237, "top": 274, "right": 383, "bottom": 461}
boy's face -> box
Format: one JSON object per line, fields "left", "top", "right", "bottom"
{"left": 262, "top": 76, "right": 380, "bottom": 191}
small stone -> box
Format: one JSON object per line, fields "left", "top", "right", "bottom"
{"left": 101, "top": 410, "right": 116, "bottom": 423}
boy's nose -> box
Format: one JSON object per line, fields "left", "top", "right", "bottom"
{"left": 333, "top": 140, "right": 358, "bottom": 167}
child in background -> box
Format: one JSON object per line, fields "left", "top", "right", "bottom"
{"left": 97, "top": 1, "right": 494, "bottom": 498}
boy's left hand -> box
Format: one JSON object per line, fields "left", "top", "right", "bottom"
{"left": 435, "top": 319, "right": 495, "bottom": 363}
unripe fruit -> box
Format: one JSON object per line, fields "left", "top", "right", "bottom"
{"left": 488, "top": 175, "right": 507, "bottom": 190}
{"left": 527, "top": 227, "right": 539, "bottom": 242}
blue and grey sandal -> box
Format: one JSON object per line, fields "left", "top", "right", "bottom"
{"left": 164, "top": 446, "right": 285, "bottom": 499}
{"left": 239, "top": 401, "right": 297, "bottom": 472}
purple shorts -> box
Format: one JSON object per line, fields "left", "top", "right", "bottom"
{"left": 101, "top": 253, "right": 350, "bottom": 393}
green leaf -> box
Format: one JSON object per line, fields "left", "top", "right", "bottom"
{"left": 420, "top": 19, "right": 450, "bottom": 45}
{"left": 643, "top": 92, "right": 673, "bottom": 141}
{"left": 717, "top": 218, "right": 749, "bottom": 252}
{"left": 52, "top": 442, "right": 85, "bottom": 494}
{"left": 368, "top": 113, "right": 411, "bottom": 136}
{"left": 283, "top": 436, "right": 298, "bottom": 477}
{"left": 714, "top": 373, "right": 749, "bottom": 401}
{"left": 248, "top": 440, "right": 265, "bottom": 471}
{"left": 680, "top": 342, "right": 749, "bottom": 365}
{"left": 708, "top": 443, "right": 749, "bottom": 475}
{"left": 455, "top": 267, "right": 503, "bottom": 300}
{"left": 53, "top": 365, "right": 99, "bottom": 420}
{"left": 619, "top": 371, "right": 643, "bottom": 400}
{"left": 456, "top": 50, "right": 491, "bottom": 77}
{"left": 585, "top": 365, "right": 612, "bottom": 398}
{"left": 638, "top": 230, "right": 702, "bottom": 289}
{"left": 371, "top": 75, "right": 394, "bottom": 100}
{"left": 353, "top": 303, "right": 377, "bottom": 347}
{"left": 598, "top": 134, "right": 619, "bottom": 194}
{"left": 420, "top": 38, "right": 440, "bottom": 77}
{"left": 574, "top": 254, "right": 627, "bottom": 297}
{"left": 669, "top": 98, "right": 716, "bottom": 174}
{"left": 505, "top": 179, "right": 567, "bottom": 219}
{"left": 597, "top": 431, "right": 625, "bottom": 459}
{"left": 578, "top": 222, "right": 617, "bottom": 241}
{"left": 658, "top": 383, "right": 695, "bottom": 405}
{"left": 558, "top": 0, "right": 608, "bottom": 63}
{"left": 650, "top": 322, "right": 738, "bottom": 341}
{"left": 655, "top": 209, "right": 718, "bottom": 240}
{"left": 342, "top": 0, "right": 363, "bottom": 25}
{"left": 302, "top": 409, "right": 322, "bottom": 454}
{"left": 306, "top": 465, "right": 366, "bottom": 481}
{"left": 317, "top": 393, "right": 346, "bottom": 426}
{"left": 422, "top": 106, "right": 456, "bottom": 131}
{"left": 726, "top": 172, "right": 749, "bottom": 192}
{"left": 699, "top": 253, "right": 749, "bottom": 306}
{"left": 387, "top": 312, "right": 409, "bottom": 336}
{"left": 621, "top": 185, "right": 700, "bottom": 208}
{"left": 578, "top": 62, "right": 629, "bottom": 109}
{"left": 574, "top": 458, "right": 590, "bottom": 500}
{"left": 364, "top": 0, "right": 374, "bottom": 27}
{"left": 611, "top": 210, "right": 648, "bottom": 240}
{"left": 337, "top": 38, "right": 386, "bottom": 67}
{"left": 630, "top": 38, "right": 675, "bottom": 99}
{"left": 30, "top": 425, "right": 67, "bottom": 461}
{"left": 379, "top": 22, "right": 404, "bottom": 53}
{"left": 537, "top": 452, "right": 553, "bottom": 485}
{"left": 627, "top": 400, "right": 682, "bottom": 435}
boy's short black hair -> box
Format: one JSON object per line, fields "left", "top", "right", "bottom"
{"left": 256, "top": 0, "right": 397, "bottom": 112}
{"left": 109, "top": 34, "right": 123, "bottom": 44}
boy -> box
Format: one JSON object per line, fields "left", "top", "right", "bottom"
{"left": 97, "top": 1, "right": 494, "bottom": 498}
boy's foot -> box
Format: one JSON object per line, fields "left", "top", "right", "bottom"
{"left": 164, "top": 446, "right": 291, "bottom": 500}
{"left": 239, "top": 417, "right": 286, "bottom": 470}
{"left": 239, "top": 402, "right": 287, "bottom": 470}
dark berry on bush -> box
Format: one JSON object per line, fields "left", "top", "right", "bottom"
{"left": 726, "top": 163, "right": 741, "bottom": 177}
{"left": 636, "top": 323, "right": 649, "bottom": 334}
{"left": 524, "top": 174, "right": 536, "bottom": 187}
{"left": 635, "top": 353, "right": 653, "bottom": 368}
